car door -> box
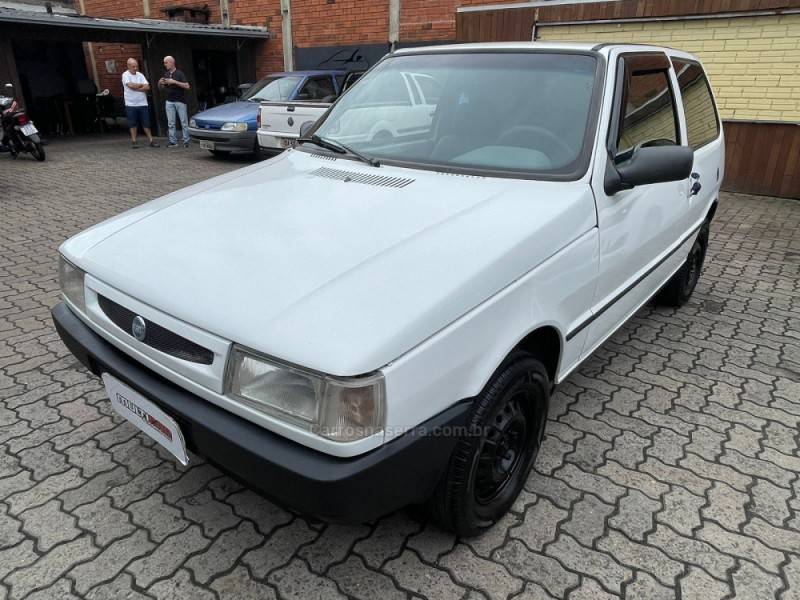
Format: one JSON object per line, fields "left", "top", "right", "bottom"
{"left": 670, "top": 57, "right": 725, "bottom": 218}
{"left": 580, "top": 50, "right": 695, "bottom": 357}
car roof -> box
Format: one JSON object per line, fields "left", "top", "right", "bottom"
{"left": 266, "top": 69, "right": 347, "bottom": 77}
{"left": 392, "top": 41, "right": 695, "bottom": 58}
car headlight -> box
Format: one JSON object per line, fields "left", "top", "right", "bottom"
{"left": 221, "top": 122, "right": 248, "bottom": 132}
{"left": 189, "top": 118, "right": 197, "bottom": 128}
{"left": 58, "top": 255, "right": 86, "bottom": 313}
{"left": 228, "top": 347, "right": 385, "bottom": 442}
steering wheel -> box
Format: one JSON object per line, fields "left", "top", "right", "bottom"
{"left": 497, "top": 125, "right": 574, "bottom": 164}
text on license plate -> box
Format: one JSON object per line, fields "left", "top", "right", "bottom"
{"left": 102, "top": 373, "right": 189, "bottom": 465}
{"left": 20, "top": 123, "right": 38, "bottom": 136}
{"left": 199, "top": 140, "right": 215, "bottom": 150}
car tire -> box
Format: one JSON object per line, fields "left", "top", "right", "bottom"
{"left": 656, "top": 223, "right": 709, "bottom": 307}
{"left": 426, "top": 352, "right": 550, "bottom": 536}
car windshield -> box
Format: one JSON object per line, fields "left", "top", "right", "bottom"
{"left": 243, "top": 76, "right": 303, "bottom": 102}
{"left": 309, "top": 52, "right": 599, "bottom": 177}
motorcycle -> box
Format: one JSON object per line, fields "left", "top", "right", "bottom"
{"left": 1, "top": 83, "right": 45, "bottom": 162}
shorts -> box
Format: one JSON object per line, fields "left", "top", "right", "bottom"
{"left": 125, "top": 105, "right": 151, "bottom": 129}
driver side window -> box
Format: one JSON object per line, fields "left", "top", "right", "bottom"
{"left": 617, "top": 58, "right": 679, "bottom": 154}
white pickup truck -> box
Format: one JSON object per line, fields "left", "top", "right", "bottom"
{"left": 255, "top": 70, "right": 444, "bottom": 152}
{"left": 54, "top": 42, "right": 723, "bottom": 535}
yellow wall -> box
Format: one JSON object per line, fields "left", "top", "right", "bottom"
{"left": 539, "top": 14, "right": 800, "bottom": 122}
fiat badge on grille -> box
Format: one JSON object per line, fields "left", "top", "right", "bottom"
{"left": 131, "top": 316, "right": 147, "bottom": 342}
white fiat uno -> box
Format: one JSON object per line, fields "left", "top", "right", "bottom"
{"left": 54, "top": 42, "right": 724, "bottom": 535}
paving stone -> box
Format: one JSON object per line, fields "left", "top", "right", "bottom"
{"left": 696, "top": 522, "right": 785, "bottom": 574}
{"left": 647, "top": 525, "right": 734, "bottom": 580}
{"left": 566, "top": 578, "right": 616, "bottom": 600}
{"left": 353, "top": 512, "right": 421, "bottom": 568}
{"left": 731, "top": 559, "right": 783, "bottom": 599}
{"left": 656, "top": 486, "right": 704, "bottom": 536}
{"left": 513, "top": 581, "right": 558, "bottom": 600}
{"left": 406, "top": 524, "right": 457, "bottom": 563}
{"left": 268, "top": 558, "right": 346, "bottom": 600}
{"left": 107, "top": 463, "right": 183, "bottom": 509}
{"left": 5, "top": 467, "right": 84, "bottom": 514}
{"left": 186, "top": 520, "right": 262, "bottom": 584}
{"left": 126, "top": 492, "right": 188, "bottom": 542}
{"left": 68, "top": 529, "right": 155, "bottom": 595}
{"left": 609, "top": 489, "right": 660, "bottom": 542}
{"left": 509, "top": 497, "right": 567, "bottom": 550}
{"left": 702, "top": 481, "right": 748, "bottom": 530}
{"left": 243, "top": 519, "right": 318, "bottom": 578}
{"left": 597, "top": 530, "right": 682, "bottom": 586}
{"left": 17, "top": 442, "right": 69, "bottom": 480}
{"left": 110, "top": 437, "right": 163, "bottom": 476}
{"left": 597, "top": 460, "right": 670, "bottom": 499}
{"left": 64, "top": 440, "right": 115, "bottom": 478}
{"left": 159, "top": 464, "right": 222, "bottom": 504}
{"left": 467, "top": 511, "right": 520, "bottom": 558}
{"left": 4, "top": 535, "right": 98, "bottom": 598}
{"left": 0, "top": 539, "right": 38, "bottom": 580}
{"left": 290, "top": 522, "right": 368, "bottom": 573}
{"left": 128, "top": 524, "right": 211, "bottom": 588}
{"left": 210, "top": 566, "right": 277, "bottom": 600}
{"left": 751, "top": 478, "right": 792, "bottom": 527}
{"left": 554, "top": 464, "right": 625, "bottom": 504}
{"left": 546, "top": 534, "right": 632, "bottom": 594}
{"left": 624, "top": 571, "right": 674, "bottom": 600}
{"left": 679, "top": 566, "right": 731, "bottom": 600}
{"left": 561, "top": 493, "right": 614, "bottom": 547}
{"left": 84, "top": 572, "right": 152, "bottom": 600}
{"left": 782, "top": 555, "right": 800, "bottom": 600}
{"left": 440, "top": 543, "right": 523, "bottom": 600}
{"left": 327, "top": 555, "right": 406, "bottom": 600}
{"left": 743, "top": 516, "right": 800, "bottom": 554}
{"left": 494, "top": 539, "right": 578, "bottom": 598}
{"left": 0, "top": 503, "right": 23, "bottom": 550}
{"left": 59, "top": 465, "right": 130, "bottom": 511}
{"left": 176, "top": 489, "right": 240, "bottom": 537}
{"left": 148, "top": 568, "right": 216, "bottom": 600}
{"left": 384, "top": 549, "right": 464, "bottom": 600}
{"left": 24, "top": 578, "right": 80, "bottom": 600}
{"left": 19, "top": 499, "right": 80, "bottom": 551}
{"left": 225, "top": 489, "right": 293, "bottom": 536}
{"left": 525, "top": 474, "right": 581, "bottom": 509}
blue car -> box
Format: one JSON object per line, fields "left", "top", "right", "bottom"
{"left": 189, "top": 70, "right": 347, "bottom": 157}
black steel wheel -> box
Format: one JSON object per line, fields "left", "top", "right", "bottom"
{"left": 426, "top": 352, "right": 550, "bottom": 536}
{"left": 657, "top": 223, "right": 709, "bottom": 307}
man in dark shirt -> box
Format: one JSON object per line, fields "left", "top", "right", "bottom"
{"left": 158, "top": 56, "right": 191, "bottom": 148}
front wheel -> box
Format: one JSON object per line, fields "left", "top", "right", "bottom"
{"left": 30, "top": 142, "right": 45, "bottom": 162}
{"left": 656, "top": 224, "right": 708, "bottom": 307}
{"left": 426, "top": 353, "right": 550, "bottom": 536}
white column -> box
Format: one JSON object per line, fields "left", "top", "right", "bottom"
{"left": 280, "top": 0, "right": 294, "bottom": 71}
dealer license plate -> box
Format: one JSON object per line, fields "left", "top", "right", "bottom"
{"left": 199, "top": 140, "right": 215, "bottom": 150}
{"left": 102, "top": 373, "right": 189, "bottom": 465}
{"left": 20, "top": 123, "right": 38, "bottom": 136}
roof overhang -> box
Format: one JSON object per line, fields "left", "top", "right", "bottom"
{"left": 0, "top": 7, "right": 269, "bottom": 38}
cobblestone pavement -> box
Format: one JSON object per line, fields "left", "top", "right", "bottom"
{"left": 1, "top": 134, "right": 800, "bottom": 600}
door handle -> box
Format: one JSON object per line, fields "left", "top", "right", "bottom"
{"left": 690, "top": 172, "right": 701, "bottom": 196}
{"left": 287, "top": 106, "right": 295, "bottom": 112}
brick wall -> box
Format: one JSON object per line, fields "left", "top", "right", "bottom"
{"left": 538, "top": 13, "right": 800, "bottom": 122}
{"left": 84, "top": 43, "right": 143, "bottom": 97}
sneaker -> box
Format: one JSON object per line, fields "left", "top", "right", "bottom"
{"left": 183, "top": 142, "right": 190, "bottom": 148}
{"left": 149, "top": 140, "right": 160, "bottom": 148}
{"left": 167, "top": 143, "right": 178, "bottom": 148}
{"left": 131, "top": 141, "right": 139, "bottom": 149}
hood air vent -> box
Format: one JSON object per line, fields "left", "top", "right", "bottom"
{"left": 310, "top": 167, "right": 414, "bottom": 188}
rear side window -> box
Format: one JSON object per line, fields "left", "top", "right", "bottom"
{"left": 671, "top": 59, "right": 720, "bottom": 149}
{"left": 299, "top": 76, "right": 336, "bottom": 101}
{"left": 617, "top": 57, "right": 679, "bottom": 153}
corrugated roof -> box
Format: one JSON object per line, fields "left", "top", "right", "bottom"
{"left": 0, "top": 6, "right": 269, "bottom": 38}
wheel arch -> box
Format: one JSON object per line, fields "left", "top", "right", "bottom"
{"left": 706, "top": 199, "right": 718, "bottom": 222}
{"left": 500, "top": 324, "right": 563, "bottom": 385}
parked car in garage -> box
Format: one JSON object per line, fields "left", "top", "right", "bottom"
{"left": 54, "top": 42, "right": 723, "bottom": 535}
{"left": 189, "top": 69, "right": 346, "bottom": 157}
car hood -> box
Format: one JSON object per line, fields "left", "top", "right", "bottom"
{"left": 193, "top": 101, "right": 256, "bottom": 124}
{"left": 63, "top": 151, "right": 596, "bottom": 375}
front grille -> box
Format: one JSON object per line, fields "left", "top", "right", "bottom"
{"left": 98, "top": 295, "right": 214, "bottom": 365}
{"left": 194, "top": 121, "right": 221, "bottom": 130}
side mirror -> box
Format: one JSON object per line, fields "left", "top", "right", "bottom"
{"left": 299, "top": 120, "right": 315, "bottom": 138}
{"left": 604, "top": 145, "right": 694, "bottom": 195}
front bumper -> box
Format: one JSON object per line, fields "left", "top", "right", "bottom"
{"left": 188, "top": 127, "right": 256, "bottom": 152}
{"left": 51, "top": 302, "right": 469, "bottom": 522}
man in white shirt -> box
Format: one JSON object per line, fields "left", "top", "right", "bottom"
{"left": 122, "top": 58, "right": 158, "bottom": 148}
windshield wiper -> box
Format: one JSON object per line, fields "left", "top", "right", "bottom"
{"left": 300, "top": 134, "right": 380, "bottom": 168}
